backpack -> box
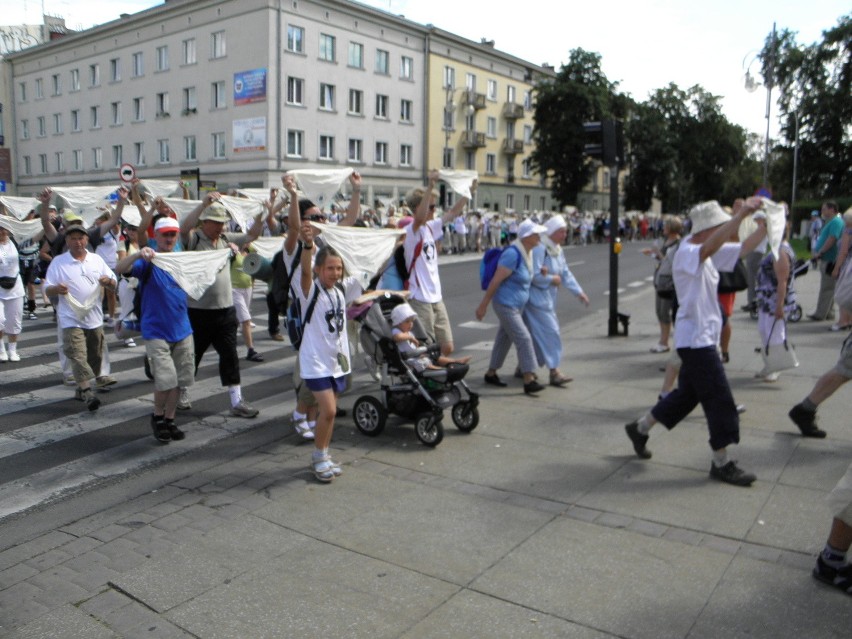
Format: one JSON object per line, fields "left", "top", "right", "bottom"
{"left": 480, "top": 245, "right": 521, "bottom": 290}
{"left": 654, "top": 240, "right": 679, "bottom": 299}
{"left": 286, "top": 281, "right": 343, "bottom": 350}
{"left": 270, "top": 243, "right": 302, "bottom": 316}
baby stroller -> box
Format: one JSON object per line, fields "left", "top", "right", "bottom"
{"left": 350, "top": 293, "right": 479, "bottom": 446}
{"left": 749, "top": 258, "right": 808, "bottom": 322}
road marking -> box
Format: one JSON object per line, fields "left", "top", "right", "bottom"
{"left": 464, "top": 340, "right": 496, "bottom": 351}
{"left": 603, "top": 289, "right": 627, "bottom": 295}
{"left": 458, "top": 321, "right": 497, "bottom": 330}
{"left": 567, "top": 261, "right": 585, "bottom": 267}
{"left": 627, "top": 281, "right": 645, "bottom": 288}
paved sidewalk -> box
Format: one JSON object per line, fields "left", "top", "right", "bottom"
{"left": 1, "top": 265, "right": 851, "bottom": 638}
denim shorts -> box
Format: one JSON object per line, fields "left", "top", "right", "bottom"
{"left": 304, "top": 375, "right": 347, "bottom": 393}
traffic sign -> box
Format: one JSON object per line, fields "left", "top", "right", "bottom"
{"left": 119, "top": 163, "right": 136, "bottom": 182}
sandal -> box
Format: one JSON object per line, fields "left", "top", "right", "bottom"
{"left": 294, "top": 420, "right": 315, "bottom": 440}
{"left": 312, "top": 456, "right": 336, "bottom": 482}
{"left": 549, "top": 373, "right": 573, "bottom": 387}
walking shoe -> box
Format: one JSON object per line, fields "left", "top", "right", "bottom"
{"left": 151, "top": 414, "right": 171, "bottom": 443}
{"left": 709, "top": 461, "right": 756, "bottom": 487}
{"left": 7, "top": 352, "right": 20, "bottom": 362}
{"left": 246, "top": 348, "right": 264, "bottom": 362}
{"left": 312, "top": 455, "right": 336, "bottom": 482}
{"left": 84, "top": 389, "right": 101, "bottom": 412}
{"left": 230, "top": 401, "right": 259, "bottom": 418}
{"left": 484, "top": 373, "right": 507, "bottom": 387}
{"left": 269, "top": 332, "right": 285, "bottom": 342}
{"left": 523, "top": 380, "right": 545, "bottom": 395}
{"left": 164, "top": 418, "right": 185, "bottom": 441}
{"left": 625, "top": 421, "right": 652, "bottom": 459}
{"left": 124, "top": 338, "right": 137, "bottom": 348}
{"left": 177, "top": 387, "right": 192, "bottom": 410}
{"left": 293, "top": 419, "right": 315, "bottom": 440}
{"left": 335, "top": 407, "right": 347, "bottom": 417}
{"left": 27, "top": 312, "right": 38, "bottom": 320}
{"left": 64, "top": 375, "right": 77, "bottom": 386}
{"left": 649, "top": 343, "right": 670, "bottom": 353}
{"left": 788, "top": 403, "right": 826, "bottom": 438}
{"left": 812, "top": 555, "right": 852, "bottom": 595}
{"left": 95, "top": 375, "right": 117, "bottom": 389}
{"left": 0, "top": 350, "right": 7, "bottom": 362}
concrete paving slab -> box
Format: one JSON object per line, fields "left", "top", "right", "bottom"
{"left": 779, "top": 439, "right": 852, "bottom": 490}
{"left": 3, "top": 604, "right": 120, "bottom": 639}
{"left": 400, "top": 589, "right": 617, "bottom": 639}
{"left": 165, "top": 540, "right": 459, "bottom": 639}
{"left": 689, "top": 555, "right": 852, "bottom": 639}
{"left": 471, "top": 517, "right": 731, "bottom": 639}
{"left": 746, "top": 483, "right": 833, "bottom": 554}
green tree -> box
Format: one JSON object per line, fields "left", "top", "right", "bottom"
{"left": 530, "top": 49, "right": 626, "bottom": 206}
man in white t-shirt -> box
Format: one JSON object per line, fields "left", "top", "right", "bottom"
{"left": 625, "top": 197, "right": 767, "bottom": 487}
{"left": 403, "top": 170, "right": 473, "bottom": 357}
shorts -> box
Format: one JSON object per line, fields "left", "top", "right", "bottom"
{"left": 718, "top": 292, "right": 735, "bottom": 318}
{"left": 827, "top": 461, "right": 852, "bottom": 526}
{"left": 232, "top": 287, "right": 253, "bottom": 323}
{"left": 408, "top": 298, "right": 453, "bottom": 348}
{"left": 146, "top": 335, "right": 195, "bottom": 391}
{"left": 304, "top": 375, "right": 347, "bottom": 393}
{"left": 655, "top": 293, "right": 674, "bottom": 324}
{"left": 833, "top": 334, "right": 852, "bottom": 378}
{"left": 293, "top": 356, "right": 318, "bottom": 408}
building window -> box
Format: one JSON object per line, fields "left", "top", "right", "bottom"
{"left": 23, "top": 156, "right": 31, "bottom": 175}
{"left": 90, "top": 106, "right": 100, "bottom": 129}
{"left": 89, "top": 63, "right": 100, "bottom": 87}
{"left": 55, "top": 152, "right": 64, "bottom": 172}
{"left": 400, "top": 144, "right": 412, "bottom": 167}
{"left": 523, "top": 194, "right": 531, "bottom": 211}
{"left": 507, "top": 85, "right": 516, "bottom": 103}
{"left": 522, "top": 158, "right": 531, "bottom": 178}
{"left": 212, "top": 81, "right": 225, "bottom": 109}
{"left": 375, "top": 94, "right": 388, "bottom": 119}
{"left": 92, "top": 147, "right": 102, "bottom": 169}
{"left": 506, "top": 193, "right": 514, "bottom": 210}
{"left": 348, "top": 42, "right": 364, "bottom": 68}
{"left": 156, "top": 92, "right": 169, "bottom": 117}
{"left": 70, "top": 110, "right": 80, "bottom": 132}
{"left": 184, "top": 136, "right": 197, "bottom": 161}
{"left": 211, "top": 31, "right": 226, "bottom": 59}
{"left": 36, "top": 116, "right": 46, "bottom": 137}
{"left": 134, "top": 142, "right": 146, "bottom": 165}
{"left": 53, "top": 113, "right": 62, "bottom": 134}
{"left": 109, "top": 58, "right": 121, "bottom": 82}
{"left": 156, "top": 45, "right": 169, "bottom": 71}
{"left": 319, "top": 83, "right": 335, "bottom": 110}
{"left": 487, "top": 116, "right": 497, "bottom": 138}
{"left": 183, "top": 87, "right": 197, "bottom": 111}
{"left": 375, "top": 49, "right": 389, "bottom": 74}
{"left": 524, "top": 90, "right": 533, "bottom": 110}
{"left": 348, "top": 138, "right": 363, "bottom": 162}
{"left": 400, "top": 99, "right": 412, "bottom": 123}
{"left": 348, "top": 89, "right": 363, "bottom": 115}
{"left": 443, "top": 105, "right": 454, "bottom": 132}
{"left": 465, "top": 151, "right": 475, "bottom": 170}
{"left": 506, "top": 121, "right": 516, "bottom": 140}
{"left": 465, "top": 72, "right": 476, "bottom": 91}
{"left": 443, "top": 66, "right": 455, "bottom": 89}
{"left": 523, "top": 124, "right": 532, "bottom": 144}
{"left": 287, "top": 25, "right": 304, "bottom": 53}
{"left": 375, "top": 141, "right": 388, "bottom": 165}
{"left": 213, "top": 132, "right": 226, "bottom": 159}
{"left": 70, "top": 68, "right": 80, "bottom": 91}
{"left": 319, "top": 34, "right": 336, "bottom": 62}
{"left": 319, "top": 135, "right": 334, "bottom": 160}
{"left": 21, "top": 119, "right": 29, "bottom": 140}
{"left": 442, "top": 148, "right": 454, "bottom": 169}
{"left": 133, "top": 98, "right": 144, "bottom": 121}
{"left": 52, "top": 74, "right": 61, "bottom": 96}
{"left": 111, "top": 102, "right": 122, "bottom": 125}
{"left": 39, "top": 154, "right": 48, "bottom": 174}
{"left": 18, "top": 82, "right": 26, "bottom": 102}
{"left": 73, "top": 149, "right": 83, "bottom": 171}
{"left": 182, "top": 38, "right": 196, "bottom": 64}
{"left": 286, "top": 77, "right": 303, "bottom": 105}
{"left": 132, "top": 52, "right": 144, "bottom": 77}
{"left": 112, "top": 145, "right": 123, "bottom": 168}
{"left": 35, "top": 78, "right": 43, "bottom": 99}
{"left": 465, "top": 112, "right": 475, "bottom": 132}
{"left": 400, "top": 56, "right": 413, "bottom": 79}
{"left": 158, "top": 139, "right": 170, "bottom": 164}
{"left": 487, "top": 79, "right": 497, "bottom": 101}
{"left": 486, "top": 153, "right": 496, "bottom": 174}
{"left": 287, "top": 130, "right": 303, "bottom": 157}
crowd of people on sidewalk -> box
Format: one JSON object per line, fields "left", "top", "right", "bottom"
{"left": 1, "top": 175, "right": 851, "bottom": 596}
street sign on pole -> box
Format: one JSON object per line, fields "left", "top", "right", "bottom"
{"left": 119, "top": 163, "right": 136, "bottom": 183}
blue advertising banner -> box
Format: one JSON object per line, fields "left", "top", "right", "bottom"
{"left": 234, "top": 68, "right": 267, "bottom": 105}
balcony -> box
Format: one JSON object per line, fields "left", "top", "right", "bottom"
{"left": 461, "top": 131, "right": 486, "bottom": 149}
{"left": 502, "top": 138, "right": 524, "bottom": 155}
{"left": 503, "top": 102, "right": 524, "bottom": 119}
{"left": 463, "top": 89, "right": 487, "bottom": 110}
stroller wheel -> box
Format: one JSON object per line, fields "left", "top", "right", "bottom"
{"left": 353, "top": 396, "right": 387, "bottom": 437}
{"left": 415, "top": 413, "right": 444, "bottom": 447}
{"left": 451, "top": 401, "right": 480, "bottom": 432}
{"left": 788, "top": 305, "right": 802, "bottom": 323}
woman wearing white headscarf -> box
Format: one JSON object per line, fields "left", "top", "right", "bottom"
{"left": 523, "top": 216, "right": 589, "bottom": 386}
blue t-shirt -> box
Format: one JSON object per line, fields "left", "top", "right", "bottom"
{"left": 130, "top": 259, "right": 192, "bottom": 342}
{"left": 816, "top": 215, "right": 844, "bottom": 262}
{"left": 494, "top": 245, "right": 532, "bottom": 308}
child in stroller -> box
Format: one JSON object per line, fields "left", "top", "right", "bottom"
{"left": 351, "top": 293, "right": 479, "bottom": 446}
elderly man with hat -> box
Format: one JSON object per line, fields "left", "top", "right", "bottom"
{"left": 625, "top": 197, "right": 767, "bottom": 486}
{"left": 179, "top": 193, "right": 264, "bottom": 418}
{"left": 43, "top": 221, "right": 118, "bottom": 411}
{"left": 116, "top": 217, "right": 194, "bottom": 442}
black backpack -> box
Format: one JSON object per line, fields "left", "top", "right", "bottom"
{"left": 270, "top": 243, "right": 303, "bottom": 316}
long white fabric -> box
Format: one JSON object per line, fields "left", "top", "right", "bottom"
{"left": 250, "top": 236, "right": 285, "bottom": 261}
{"left": 150, "top": 250, "right": 232, "bottom": 300}
{"left": 50, "top": 187, "right": 118, "bottom": 226}
{"left": 236, "top": 188, "right": 286, "bottom": 206}
{"left": 138, "top": 180, "right": 182, "bottom": 199}
{"left": 0, "top": 196, "right": 39, "bottom": 221}
{"left": 0, "top": 216, "right": 43, "bottom": 243}
{"left": 163, "top": 198, "right": 203, "bottom": 223}
{"left": 761, "top": 198, "right": 787, "bottom": 260}
{"left": 219, "top": 195, "right": 263, "bottom": 232}
{"left": 66, "top": 287, "right": 104, "bottom": 323}
{"left": 286, "top": 168, "right": 354, "bottom": 210}
{"left": 310, "top": 222, "right": 403, "bottom": 289}
{"left": 438, "top": 170, "right": 479, "bottom": 199}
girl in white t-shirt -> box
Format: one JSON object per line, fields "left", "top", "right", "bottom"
{"left": 298, "top": 223, "right": 350, "bottom": 482}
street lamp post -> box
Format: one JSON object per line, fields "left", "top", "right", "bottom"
{"left": 743, "top": 21, "right": 776, "bottom": 190}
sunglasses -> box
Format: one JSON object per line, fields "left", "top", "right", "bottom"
{"left": 307, "top": 214, "right": 327, "bottom": 222}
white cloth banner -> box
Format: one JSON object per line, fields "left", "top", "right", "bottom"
{"left": 219, "top": 195, "right": 263, "bottom": 232}
{"left": 50, "top": 186, "right": 119, "bottom": 226}
{"left": 236, "top": 188, "right": 286, "bottom": 206}
{"left": 0, "top": 196, "right": 39, "bottom": 221}
{"left": 138, "top": 180, "right": 182, "bottom": 199}
{"left": 286, "top": 168, "right": 354, "bottom": 210}
{"left": 761, "top": 198, "right": 787, "bottom": 260}
{"left": 151, "top": 250, "right": 232, "bottom": 300}
{"left": 438, "top": 170, "right": 478, "bottom": 199}
{"left": 310, "top": 222, "right": 404, "bottom": 288}
{"left": 0, "top": 216, "right": 44, "bottom": 243}
{"left": 163, "top": 198, "right": 203, "bottom": 223}
{"left": 249, "top": 236, "right": 285, "bottom": 261}
{"left": 66, "top": 287, "right": 103, "bottom": 323}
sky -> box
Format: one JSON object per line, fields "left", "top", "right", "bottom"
{"left": 6, "top": 0, "right": 849, "bottom": 140}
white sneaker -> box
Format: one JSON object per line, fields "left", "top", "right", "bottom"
{"left": 763, "top": 372, "right": 780, "bottom": 383}
{"left": 0, "top": 350, "right": 7, "bottom": 362}
{"left": 124, "top": 338, "right": 136, "bottom": 347}
{"left": 104, "top": 317, "right": 115, "bottom": 328}
{"left": 177, "top": 387, "right": 192, "bottom": 410}
{"left": 649, "top": 343, "right": 670, "bottom": 353}
{"left": 7, "top": 352, "right": 20, "bottom": 362}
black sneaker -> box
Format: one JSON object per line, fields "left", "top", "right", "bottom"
{"left": 813, "top": 555, "right": 852, "bottom": 595}
{"left": 788, "top": 404, "right": 826, "bottom": 438}
{"left": 625, "top": 421, "right": 652, "bottom": 459}
{"left": 246, "top": 348, "right": 264, "bottom": 362}
{"left": 164, "top": 418, "right": 185, "bottom": 441}
{"left": 709, "top": 461, "right": 756, "bottom": 487}
{"left": 151, "top": 414, "right": 171, "bottom": 443}
{"left": 83, "top": 389, "right": 101, "bottom": 412}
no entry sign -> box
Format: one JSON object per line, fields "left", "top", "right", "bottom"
{"left": 119, "top": 163, "right": 136, "bottom": 182}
